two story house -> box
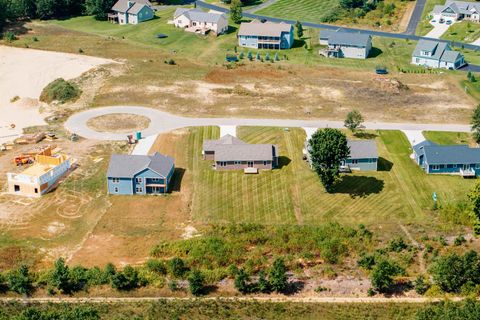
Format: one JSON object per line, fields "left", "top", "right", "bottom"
{"left": 110, "top": 0, "right": 154, "bottom": 25}
{"left": 173, "top": 8, "right": 228, "bottom": 35}
{"left": 319, "top": 30, "right": 372, "bottom": 59}
{"left": 238, "top": 20, "right": 294, "bottom": 50}
{"left": 413, "top": 140, "right": 480, "bottom": 177}
{"left": 411, "top": 39, "right": 465, "bottom": 69}
{"left": 203, "top": 134, "right": 278, "bottom": 172}
{"left": 106, "top": 152, "right": 175, "bottom": 195}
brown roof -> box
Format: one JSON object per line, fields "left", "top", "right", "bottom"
{"left": 238, "top": 21, "right": 292, "bottom": 37}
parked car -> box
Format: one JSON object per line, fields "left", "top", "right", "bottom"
{"left": 446, "top": 20, "right": 452, "bottom": 25}
{"left": 431, "top": 19, "right": 436, "bottom": 23}
{"left": 439, "top": 19, "right": 445, "bottom": 23}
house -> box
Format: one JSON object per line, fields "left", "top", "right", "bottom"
{"left": 319, "top": 30, "right": 372, "bottom": 59}
{"left": 432, "top": 1, "right": 480, "bottom": 23}
{"left": 202, "top": 134, "right": 278, "bottom": 172}
{"left": 7, "top": 150, "right": 72, "bottom": 197}
{"left": 173, "top": 8, "right": 228, "bottom": 35}
{"left": 411, "top": 39, "right": 465, "bottom": 69}
{"left": 109, "top": 0, "right": 154, "bottom": 25}
{"left": 238, "top": 20, "right": 294, "bottom": 50}
{"left": 106, "top": 152, "right": 175, "bottom": 195}
{"left": 413, "top": 140, "right": 480, "bottom": 177}
{"left": 341, "top": 140, "right": 379, "bottom": 171}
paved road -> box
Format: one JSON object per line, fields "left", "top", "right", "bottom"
{"left": 405, "top": 0, "right": 426, "bottom": 35}
{"left": 197, "top": 1, "right": 480, "bottom": 51}
{"left": 244, "top": 0, "right": 278, "bottom": 13}
{"left": 64, "top": 106, "right": 472, "bottom": 141}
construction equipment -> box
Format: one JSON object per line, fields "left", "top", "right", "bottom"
{"left": 13, "top": 145, "right": 57, "bottom": 166}
{"left": 14, "top": 155, "right": 34, "bottom": 166}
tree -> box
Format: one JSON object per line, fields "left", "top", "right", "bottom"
{"left": 295, "top": 21, "right": 303, "bottom": 38}
{"left": 269, "top": 258, "right": 288, "bottom": 293}
{"left": 111, "top": 265, "right": 139, "bottom": 291}
{"left": 230, "top": 0, "right": 242, "bottom": 24}
{"left": 256, "top": 270, "right": 270, "bottom": 293}
{"left": 414, "top": 275, "right": 430, "bottom": 295}
{"left": 370, "top": 259, "right": 402, "bottom": 293}
{"left": 468, "top": 180, "right": 480, "bottom": 220}
{"left": 308, "top": 128, "right": 350, "bottom": 192}
{"left": 471, "top": 104, "right": 480, "bottom": 143}
{"left": 344, "top": 110, "right": 364, "bottom": 133}
{"left": 7, "top": 264, "right": 32, "bottom": 295}
{"left": 36, "top": 0, "right": 57, "bottom": 19}
{"left": 85, "top": 0, "right": 116, "bottom": 20}
{"left": 168, "top": 257, "right": 187, "bottom": 278}
{"left": 51, "top": 258, "right": 73, "bottom": 294}
{"left": 234, "top": 268, "right": 249, "bottom": 294}
{"left": 430, "top": 251, "right": 480, "bottom": 293}
{"left": 188, "top": 270, "right": 205, "bottom": 296}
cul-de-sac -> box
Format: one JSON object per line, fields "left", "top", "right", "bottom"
{"left": 2, "top": 0, "right": 480, "bottom": 318}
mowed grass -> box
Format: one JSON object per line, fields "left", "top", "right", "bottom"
{"left": 256, "top": 0, "right": 341, "bottom": 23}
{"left": 441, "top": 21, "right": 480, "bottom": 43}
{"left": 185, "top": 127, "right": 475, "bottom": 230}
{"left": 423, "top": 130, "right": 474, "bottom": 145}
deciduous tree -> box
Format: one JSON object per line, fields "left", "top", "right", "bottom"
{"left": 269, "top": 258, "right": 288, "bottom": 293}
{"left": 230, "top": 0, "right": 242, "bottom": 24}
{"left": 344, "top": 110, "right": 364, "bottom": 133}
{"left": 188, "top": 270, "right": 205, "bottom": 296}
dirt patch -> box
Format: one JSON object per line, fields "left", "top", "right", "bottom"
{"left": 86, "top": 113, "right": 151, "bottom": 133}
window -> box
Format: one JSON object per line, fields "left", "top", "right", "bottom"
{"left": 136, "top": 187, "right": 143, "bottom": 193}
{"left": 136, "top": 177, "right": 142, "bottom": 184}
{"left": 431, "top": 165, "right": 440, "bottom": 170}
{"left": 447, "top": 164, "right": 453, "bottom": 168}
{"left": 34, "top": 188, "right": 38, "bottom": 194}
{"left": 112, "top": 178, "right": 120, "bottom": 183}
{"left": 219, "top": 161, "right": 227, "bottom": 166}
{"left": 114, "top": 187, "right": 119, "bottom": 193}
{"left": 263, "top": 161, "right": 267, "bottom": 166}
{"left": 234, "top": 161, "right": 241, "bottom": 165}
{"left": 351, "top": 159, "right": 358, "bottom": 165}
{"left": 151, "top": 178, "right": 161, "bottom": 183}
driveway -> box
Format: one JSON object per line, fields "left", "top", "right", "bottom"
{"left": 405, "top": 0, "right": 426, "bottom": 35}
{"left": 425, "top": 20, "right": 451, "bottom": 39}
{"left": 65, "top": 106, "right": 472, "bottom": 141}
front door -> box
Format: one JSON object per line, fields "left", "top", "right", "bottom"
{"left": 248, "top": 161, "right": 254, "bottom": 167}
{"left": 463, "top": 164, "right": 470, "bottom": 170}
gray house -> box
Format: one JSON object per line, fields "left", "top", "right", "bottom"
{"left": 319, "top": 30, "right": 372, "bottom": 59}
{"left": 106, "top": 152, "right": 175, "bottom": 195}
{"left": 341, "top": 140, "right": 378, "bottom": 171}
{"left": 238, "top": 20, "right": 294, "bottom": 50}
{"left": 411, "top": 40, "right": 465, "bottom": 69}
{"left": 110, "top": 0, "right": 154, "bottom": 25}
{"left": 413, "top": 140, "right": 480, "bottom": 176}
{"left": 203, "top": 134, "right": 278, "bottom": 172}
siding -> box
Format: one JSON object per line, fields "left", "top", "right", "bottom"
{"left": 345, "top": 158, "right": 378, "bottom": 171}
{"left": 215, "top": 160, "right": 274, "bottom": 171}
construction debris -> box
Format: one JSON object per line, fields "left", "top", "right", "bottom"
{"left": 14, "top": 132, "right": 46, "bottom": 145}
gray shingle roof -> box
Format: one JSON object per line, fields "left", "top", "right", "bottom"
{"left": 112, "top": 0, "right": 152, "bottom": 13}
{"left": 214, "top": 144, "right": 278, "bottom": 162}
{"left": 326, "top": 31, "right": 372, "bottom": 47}
{"left": 347, "top": 140, "right": 378, "bottom": 159}
{"left": 107, "top": 152, "right": 174, "bottom": 178}
{"left": 412, "top": 40, "right": 463, "bottom": 63}
{"left": 238, "top": 21, "right": 292, "bottom": 37}
{"left": 174, "top": 8, "right": 226, "bottom": 24}
{"left": 445, "top": 0, "right": 480, "bottom": 13}
{"left": 414, "top": 140, "right": 480, "bottom": 164}
{"left": 203, "top": 134, "right": 246, "bottom": 152}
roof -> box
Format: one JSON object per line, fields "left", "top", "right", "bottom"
{"left": 414, "top": 140, "right": 480, "bottom": 165}
{"left": 203, "top": 134, "right": 246, "bottom": 151}
{"left": 347, "top": 140, "right": 378, "bottom": 159}
{"left": 214, "top": 144, "right": 278, "bottom": 162}
{"left": 325, "top": 31, "right": 372, "bottom": 47}
{"left": 238, "top": 21, "right": 292, "bottom": 37}
{"left": 445, "top": 0, "right": 480, "bottom": 13}
{"left": 107, "top": 152, "right": 174, "bottom": 178}
{"left": 174, "top": 8, "right": 226, "bottom": 24}
{"left": 412, "top": 39, "right": 463, "bottom": 63}
{"left": 112, "top": 0, "right": 152, "bottom": 13}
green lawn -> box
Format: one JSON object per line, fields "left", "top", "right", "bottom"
{"left": 416, "top": 0, "right": 444, "bottom": 36}
{"left": 185, "top": 127, "right": 474, "bottom": 231}
{"left": 441, "top": 21, "right": 480, "bottom": 43}
{"left": 256, "top": 0, "right": 341, "bottom": 23}
{"left": 423, "top": 131, "right": 473, "bottom": 145}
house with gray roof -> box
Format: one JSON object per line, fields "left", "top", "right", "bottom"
{"left": 413, "top": 140, "right": 480, "bottom": 177}
{"left": 238, "top": 20, "right": 294, "bottom": 50}
{"left": 432, "top": 1, "right": 480, "bottom": 23}
{"left": 319, "top": 30, "right": 372, "bottom": 59}
{"left": 202, "top": 134, "right": 278, "bottom": 172}
{"left": 342, "top": 140, "right": 379, "bottom": 171}
{"left": 106, "top": 152, "right": 175, "bottom": 195}
{"left": 110, "top": 0, "right": 154, "bottom": 25}
{"left": 173, "top": 8, "right": 228, "bottom": 35}
{"left": 411, "top": 39, "right": 465, "bottom": 69}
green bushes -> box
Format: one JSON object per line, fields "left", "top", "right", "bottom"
{"left": 370, "top": 259, "right": 404, "bottom": 293}
{"left": 39, "top": 78, "right": 81, "bottom": 104}
{"left": 234, "top": 258, "right": 287, "bottom": 294}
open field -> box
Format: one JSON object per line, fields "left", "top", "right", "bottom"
{"left": 256, "top": 0, "right": 413, "bottom": 32}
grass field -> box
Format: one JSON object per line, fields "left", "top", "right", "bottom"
{"left": 175, "top": 127, "right": 476, "bottom": 233}
{"left": 423, "top": 130, "right": 474, "bottom": 145}
{"left": 441, "top": 21, "right": 480, "bottom": 43}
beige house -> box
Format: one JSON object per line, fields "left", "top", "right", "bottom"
{"left": 7, "top": 151, "right": 72, "bottom": 197}
{"left": 173, "top": 8, "right": 228, "bottom": 35}
{"left": 203, "top": 134, "right": 278, "bottom": 172}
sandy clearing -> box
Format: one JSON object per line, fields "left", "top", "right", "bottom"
{"left": 0, "top": 46, "right": 115, "bottom": 143}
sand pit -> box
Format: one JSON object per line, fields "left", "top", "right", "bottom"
{"left": 0, "top": 46, "right": 115, "bottom": 143}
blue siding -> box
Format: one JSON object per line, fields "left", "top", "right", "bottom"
{"left": 137, "top": 5, "right": 154, "bottom": 23}
{"left": 108, "top": 165, "right": 175, "bottom": 195}
{"left": 345, "top": 157, "right": 378, "bottom": 171}
{"left": 107, "top": 177, "right": 133, "bottom": 195}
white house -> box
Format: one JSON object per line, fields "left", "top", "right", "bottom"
{"left": 411, "top": 39, "right": 465, "bottom": 70}
{"left": 110, "top": 0, "right": 154, "bottom": 25}
{"left": 432, "top": 1, "right": 480, "bottom": 22}
{"left": 173, "top": 8, "right": 228, "bottom": 35}
{"left": 319, "top": 30, "right": 372, "bottom": 59}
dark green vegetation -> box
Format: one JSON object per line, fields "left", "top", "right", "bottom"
{"left": 471, "top": 104, "right": 480, "bottom": 143}
{"left": 39, "top": 78, "right": 81, "bottom": 103}
{"left": 308, "top": 128, "right": 350, "bottom": 192}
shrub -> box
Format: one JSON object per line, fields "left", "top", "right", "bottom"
{"left": 370, "top": 259, "right": 403, "bottom": 293}
{"left": 414, "top": 275, "right": 430, "bottom": 295}
{"left": 188, "top": 270, "right": 205, "bottom": 296}
{"left": 146, "top": 259, "right": 167, "bottom": 275}
{"left": 454, "top": 235, "right": 466, "bottom": 246}
{"left": 388, "top": 237, "right": 409, "bottom": 252}
{"left": 234, "top": 268, "right": 250, "bottom": 294}
{"left": 168, "top": 257, "right": 187, "bottom": 278}
{"left": 4, "top": 31, "right": 16, "bottom": 42}
{"left": 269, "top": 258, "right": 288, "bottom": 293}
{"left": 39, "top": 78, "right": 81, "bottom": 104}
{"left": 111, "top": 265, "right": 139, "bottom": 291}
{"left": 50, "top": 258, "right": 73, "bottom": 294}
{"left": 7, "top": 265, "right": 32, "bottom": 295}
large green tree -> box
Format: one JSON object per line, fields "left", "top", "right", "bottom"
{"left": 308, "top": 128, "right": 350, "bottom": 192}
{"left": 430, "top": 251, "right": 480, "bottom": 293}
{"left": 85, "top": 0, "right": 115, "bottom": 20}
{"left": 471, "top": 104, "right": 480, "bottom": 143}
{"left": 295, "top": 21, "right": 303, "bottom": 38}
{"left": 230, "top": 0, "right": 242, "bottom": 24}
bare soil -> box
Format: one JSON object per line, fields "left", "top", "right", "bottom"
{"left": 86, "top": 113, "right": 151, "bottom": 133}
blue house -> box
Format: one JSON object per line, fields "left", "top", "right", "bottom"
{"left": 341, "top": 140, "right": 379, "bottom": 171}
{"left": 106, "top": 152, "right": 175, "bottom": 195}
{"left": 110, "top": 0, "right": 154, "bottom": 25}
{"left": 413, "top": 140, "right": 480, "bottom": 177}
{"left": 238, "top": 20, "right": 294, "bottom": 50}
